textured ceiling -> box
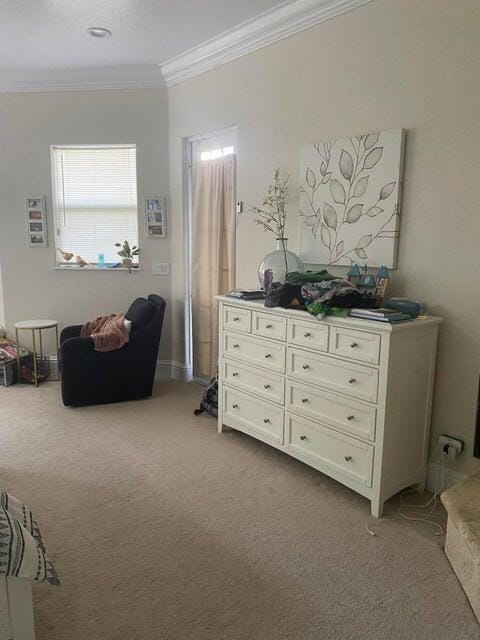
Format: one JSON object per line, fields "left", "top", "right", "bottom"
{"left": 0, "top": 0, "right": 286, "bottom": 89}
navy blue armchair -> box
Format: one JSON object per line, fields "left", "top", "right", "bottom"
{"left": 59, "top": 294, "right": 166, "bottom": 407}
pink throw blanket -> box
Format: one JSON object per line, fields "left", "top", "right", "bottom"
{"left": 81, "top": 314, "right": 129, "bottom": 352}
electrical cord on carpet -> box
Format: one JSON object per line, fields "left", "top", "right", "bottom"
{"left": 365, "top": 448, "right": 451, "bottom": 537}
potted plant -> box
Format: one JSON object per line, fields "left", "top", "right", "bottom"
{"left": 114, "top": 240, "right": 140, "bottom": 273}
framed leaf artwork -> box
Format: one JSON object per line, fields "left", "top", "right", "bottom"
{"left": 298, "top": 129, "right": 405, "bottom": 268}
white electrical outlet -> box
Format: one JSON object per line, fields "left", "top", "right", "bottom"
{"left": 439, "top": 435, "right": 464, "bottom": 460}
{"left": 152, "top": 262, "right": 170, "bottom": 275}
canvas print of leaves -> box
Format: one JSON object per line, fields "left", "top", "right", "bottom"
{"left": 299, "top": 129, "right": 405, "bottom": 268}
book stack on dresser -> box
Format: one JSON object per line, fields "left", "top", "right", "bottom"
{"left": 216, "top": 296, "right": 443, "bottom": 516}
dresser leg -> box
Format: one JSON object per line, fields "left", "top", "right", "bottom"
{"left": 217, "top": 421, "right": 224, "bottom": 434}
{"left": 371, "top": 497, "right": 384, "bottom": 518}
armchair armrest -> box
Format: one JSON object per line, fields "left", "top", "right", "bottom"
{"left": 60, "top": 325, "right": 83, "bottom": 344}
{"left": 60, "top": 335, "right": 95, "bottom": 361}
{"left": 58, "top": 331, "right": 93, "bottom": 378}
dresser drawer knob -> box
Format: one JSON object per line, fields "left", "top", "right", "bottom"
{"left": 300, "top": 435, "right": 307, "bottom": 441}
{"left": 266, "top": 324, "right": 273, "bottom": 329}
{"left": 233, "top": 316, "right": 240, "bottom": 322}
{"left": 232, "top": 372, "right": 238, "bottom": 377}
{"left": 233, "top": 344, "right": 239, "bottom": 349}
{"left": 350, "top": 342, "right": 358, "bottom": 348}
{"left": 304, "top": 332, "right": 311, "bottom": 337}
{"left": 264, "top": 384, "right": 271, "bottom": 389}
{"left": 344, "top": 455, "right": 352, "bottom": 462}
{"left": 301, "top": 397, "right": 308, "bottom": 403}
{"left": 263, "top": 418, "right": 270, "bottom": 424}
{"left": 347, "top": 414, "right": 355, "bottom": 421}
{"left": 232, "top": 404, "right": 238, "bottom": 409}
{"left": 348, "top": 378, "right": 356, "bottom": 384}
{"left": 264, "top": 353, "right": 272, "bottom": 359}
{"left": 302, "top": 364, "right": 310, "bottom": 370}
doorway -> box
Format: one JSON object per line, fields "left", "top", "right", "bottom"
{"left": 185, "top": 126, "right": 238, "bottom": 384}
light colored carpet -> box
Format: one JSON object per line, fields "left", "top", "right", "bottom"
{"left": 1, "top": 381, "right": 478, "bottom": 640}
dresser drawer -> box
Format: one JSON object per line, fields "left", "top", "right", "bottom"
{"left": 223, "top": 386, "right": 284, "bottom": 444}
{"left": 288, "top": 317, "right": 329, "bottom": 352}
{"left": 286, "top": 413, "right": 374, "bottom": 487}
{"left": 252, "top": 310, "right": 286, "bottom": 342}
{"left": 223, "top": 305, "right": 251, "bottom": 333}
{"left": 329, "top": 327, "right": 380, "bottom": 365}
{"left": 223, "top": 358, "right": 285, "bottom": 405}
{"left": 224, "top": 332, "right": 286, "bottom": 374}
{"left": 287, "top": 347, "right": 378, "bottom": 403}
{"left": 286, "top": 380, "right": 376, "bottom": 441}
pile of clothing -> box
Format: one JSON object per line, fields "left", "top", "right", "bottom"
{"left": 265, "top": 270, "right": 376, "bottom": 319}
{"left": 0, "top": 337, "right": 29, "bottom": 365}
{"left": 0, "top": 337, "right": 36, "bottom": 385}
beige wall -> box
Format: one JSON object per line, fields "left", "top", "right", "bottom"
{"left": 168, "top": 0, "right": 480, "bottom": 475}
{"left": 0, "top": 89, "right": 172, "bottom": 359}
{"left": 0, "top": 259, "right": 5, "bottom": 327}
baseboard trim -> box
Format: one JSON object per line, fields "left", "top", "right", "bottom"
{"left": 155, "top": 360, "right": 190, "bottom": 382}
{"left": 426, "top": 462, "right": 468, "bottom": 493}
{"left": 45, "top": 356, "right": 59, "bottom": 378}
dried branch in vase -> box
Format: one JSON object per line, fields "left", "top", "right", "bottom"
{"left": 250, "top": 168, "right": 289, "bottom": 240}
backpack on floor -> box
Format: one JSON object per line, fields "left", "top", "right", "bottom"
{"left": 194, "top": 377, "right": 218, "bottom": 418}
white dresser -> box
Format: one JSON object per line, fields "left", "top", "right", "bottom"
{"left": 216, "top": 296, "right": 443, "bottom": 517}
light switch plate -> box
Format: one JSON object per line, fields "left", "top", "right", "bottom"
{"left": 152, "top": 261, "right": 170, "bottom": 275}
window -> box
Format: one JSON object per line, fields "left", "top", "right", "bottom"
{"left": 51, "top": 145, "right": 139, "bottom": 267}
{"left": 200, "top": 146, "right": 235, "bottom": 162}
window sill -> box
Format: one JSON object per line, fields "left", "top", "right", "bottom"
{"left": 53, "top": 265, "right": 142, "bottom": 272}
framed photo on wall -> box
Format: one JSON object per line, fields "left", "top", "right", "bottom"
{"left": 145, "top": 197, "right": 167, "bottom": 238}
{"left": 26, "top": 196, "right": 48, "bottom": 247}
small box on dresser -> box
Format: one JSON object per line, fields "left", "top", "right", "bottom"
{"left": 216, "top": 296, "right": 443, "bottom": 517}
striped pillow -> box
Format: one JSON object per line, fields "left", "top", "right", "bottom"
{"left": 0, "top": 492, "right": 60, "bottom": 585}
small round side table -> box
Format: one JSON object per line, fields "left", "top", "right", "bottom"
{"left": 14, "top": 319, "right": 59, "bottom": 387}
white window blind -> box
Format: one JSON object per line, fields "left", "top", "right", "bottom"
{"left": 51, "top": 145, "right": 139, "bottom": 265}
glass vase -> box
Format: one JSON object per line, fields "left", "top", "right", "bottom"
{"left": 258, "top": 238, "right": 304, "bottom": 292}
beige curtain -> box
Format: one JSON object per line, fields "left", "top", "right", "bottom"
{"left": 192, "top": 155, "right": 236, "bottom": 379}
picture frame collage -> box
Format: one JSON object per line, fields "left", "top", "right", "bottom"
{"left": 26, "top": 197, "right": 48, "bottom": 247}
{"left": 145, "top": 197, "right": 167, "bottom": 238}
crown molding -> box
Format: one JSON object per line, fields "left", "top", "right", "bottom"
{"left": 160, "top": 0, "right": 373, "bottom": 87}
{"left": 0, "top": 79, "right": 166, "bottom": 94}
{"left": 0, "top": 65, "right": 166, "bottom": 94}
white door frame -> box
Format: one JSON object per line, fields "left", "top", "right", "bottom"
{"left": 184, "top": 126, "right": 237, "bottom": 385}
{"left": 183, "top": 136, "right": 194, "bottom": 383}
